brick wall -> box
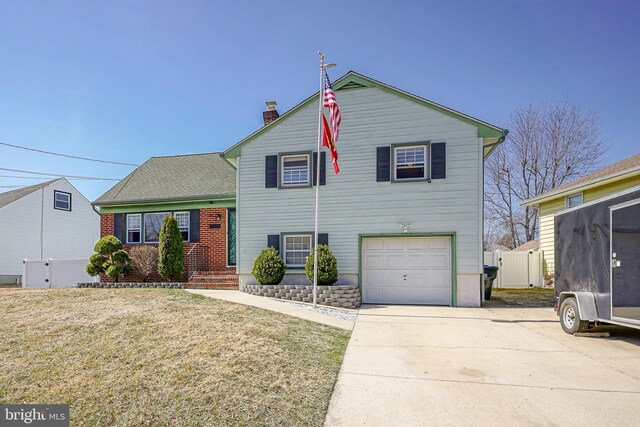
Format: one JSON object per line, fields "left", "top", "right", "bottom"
{"left": 98, "top": 207, "right": 235, "bottom": 282}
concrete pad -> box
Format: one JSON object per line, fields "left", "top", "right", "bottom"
{"left": 326, "top": 304, "right": 640, "bottom": 426}
{"left": 186, "top": 289, "right": 355, "bottom": 330}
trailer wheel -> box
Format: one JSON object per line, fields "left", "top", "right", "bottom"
{"left": 560, "top": 297, "right": 589, "bottom": 334}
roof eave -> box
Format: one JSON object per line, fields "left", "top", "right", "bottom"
{"left": 92, "top": 193, "right": 236, "bottom": 207}
{"left": 521, "top": 167, "right": 640, "bottom": 207}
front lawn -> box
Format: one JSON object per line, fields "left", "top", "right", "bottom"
{"left": 483, "top": 287, "right": 555, "bottom": 308}
{"left": 0, "top": 289, "right": 350, "bottom": 426}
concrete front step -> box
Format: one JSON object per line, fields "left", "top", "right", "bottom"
{"left": 189, "top": 276, "right": 239, "bottom": 282}
{"left": 185, "top": 283, "right": 239, "bottom": 290}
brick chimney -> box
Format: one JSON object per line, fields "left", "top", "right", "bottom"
{"left": 263, "top": 101, "right": 279, "bottom": 126}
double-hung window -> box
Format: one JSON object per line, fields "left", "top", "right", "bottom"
{"left": 174, "top": 212, "right": 190, "bottom": 242}
{"left": 394, "top": 145, "right": 426, "bottom": 180}
{"left": 54, "top": 191, "right": 71, "bottom": 211}
{"left": 127, "top": 214, "right": 142, "bottom": 243}
{"left": 283, "top": 235, "right": 312, "bottom": 266}
{"left": 144, "top": 212, "right": 170, "bottom": 243}
{"left": 281, "top": 154, "right": 310, "bottom": 187}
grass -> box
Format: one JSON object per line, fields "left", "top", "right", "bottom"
{"left": 483, "top": 287, "right": 555, "bottom": 308}
{"left": 0, "top": 289, "right": 350, "bottom": 426}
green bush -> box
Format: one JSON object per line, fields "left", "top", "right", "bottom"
{"left": 158, "top": 216, "right": 185, "bottom": 281}
{"left": 252, "top": 247, "right": 286, "bottom": 285}
{"left": 305, "top": 245, "right": 338, "bottom": 286}
{"left": 86, "top": 235, "right": 132, "bottom": 281}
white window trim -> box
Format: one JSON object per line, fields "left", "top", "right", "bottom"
{"left": 280, "top": 153, "right": 311, "bottom": 188}
{"left": 283, "top": 234, "right": 312, "bottom": 267}
{"left": 393, "top": 144, "right": 428, "bottom": 181}
{"left": 143, "top": 212, "right": 170, "bottom": 243}
{"left": 53, "top": 190, "right": 71, "bottom": 211}
{"left": 126, "top": 214, "right": 142, "bottom": 244}
{"left": 174, "top": 211, "right": 190, "bottom": 243}
{"left": 566, "top": 192, "right": 584, "bottom": 208}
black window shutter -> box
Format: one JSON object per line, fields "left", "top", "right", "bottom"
{"left": 114, "top": 213, "right": 124, "bottom": 242}
{"left": 190, "top": 209, "right": 200, "bottom": 242}
{"left": 267, "top": 235, "right": 280, "bottom": 252}
{"left": 318, "top": 233, "right": 329, "bottom": 246}
{"left": 376, "top": 146, "right": 391, "bottom": 182}
{"left": 312, "top": 152, "right": 327, "bottom": 186}
{"left": 431, "top": 143, "right": 446, "bottom": 179}
{"left": 265, "top": 155, "right": 278, "bottom": 188}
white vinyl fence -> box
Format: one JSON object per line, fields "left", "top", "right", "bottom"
{"left": 23, "top": 259, "right": 97, "bottom": 289}
{"left": 484, "top": 250, "right": 543, "bottom": 288}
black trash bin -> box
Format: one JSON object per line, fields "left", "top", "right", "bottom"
{"left": 483, "top": 265, "right": 499, "bottom": 300}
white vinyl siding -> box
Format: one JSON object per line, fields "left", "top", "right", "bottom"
{"left": 0, "top": 179, "right": 99, "bottom": 277}
{"left": 237, "top": 86, "right": 483, "bottom": 295}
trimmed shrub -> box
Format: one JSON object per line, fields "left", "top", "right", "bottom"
{"left": 158, "top": 216, "right": 185, "bottom": 281}
{"left": 130, "top": 245, "right": 158, "bottom": 282}
{"left": 252, "top": 247, "right": 286, "bottom": 286}
{"left": 305, "top": 244, "right": 338, "bottom": 286}
{"left": 86, "top": 235, "right": 132, "bottom": 281}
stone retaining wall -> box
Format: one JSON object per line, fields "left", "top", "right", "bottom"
{"left": 240, "top": 283, "right": 360, "bottom": 309}
{"left": 78, "top": 282, "right": 185, "bottom": 289}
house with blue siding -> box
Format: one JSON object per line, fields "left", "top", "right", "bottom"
{"left": 224, "top": 71, "right": 507, "bottom": 307}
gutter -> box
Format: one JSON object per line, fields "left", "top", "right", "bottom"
{"left": 521, "top": 167, "right": 640, "bottom": 207}
{"left": 92, "top": 194, "right": 236, "bottom": 207}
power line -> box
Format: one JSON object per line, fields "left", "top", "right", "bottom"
{"left": 0, "top": 185, "right": 27, "bottom": 188}
{"left": 0, "top": 141, "right": 139, "bottom": 166}
{"left": 0, "top": 174, "right": 107, "bottom": 181}
{"left": 0, "top": 167, "right": 120, "bottom": 181}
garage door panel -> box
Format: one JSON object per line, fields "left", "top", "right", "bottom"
{"left": 362, "top": 237, "right": 451, "bottom": 306}
{"left": 384, "top": 239, "right": 405, "bottom": 250}
{"left": 405, "top": 254, "right": 427, "bottom": 268}
{"left": 364, "top": 254, "right": 385, "bottom": 269}
{"left": 427, "top": 253, "right": 449, "bottom": 269}
{"left": 428, "top": 238, "right": 449, "bottom": 250}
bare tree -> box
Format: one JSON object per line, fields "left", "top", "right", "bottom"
{"left": 130, "top": 245, "right": 158, "bottom": 282}
{"left": 485, "top": 101, "right": 609, "bottom": 248}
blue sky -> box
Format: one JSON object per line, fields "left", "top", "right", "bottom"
{"left": 1, "top": 0, "right": 639, "bottom": 201}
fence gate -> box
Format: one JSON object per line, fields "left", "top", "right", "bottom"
{"left": 23, "top": 259, "right": 97, "bottom": 289}
{"left": 483, "top": 250, "right": 543, "bottom": 288}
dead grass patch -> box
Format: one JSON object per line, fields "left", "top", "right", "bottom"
{"left": 0, "top": 289, "right": 350, "bottom": 426}
{"left": 483, "top": 287, "right": 555, "bottom": 308}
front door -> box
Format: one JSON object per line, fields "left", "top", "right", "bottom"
{"left": 227, "top": 209, "right": 236, "bottom": 266}
{"left": 611, "top": 200, "right": 640, "bottom": 323}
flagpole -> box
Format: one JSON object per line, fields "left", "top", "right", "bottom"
{"left": 313, "top": 52, "right": 325, "bottom": 308}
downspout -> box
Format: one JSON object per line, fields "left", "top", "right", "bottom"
{"left": 40, "top": 187, "right": 45, "bottom": 259}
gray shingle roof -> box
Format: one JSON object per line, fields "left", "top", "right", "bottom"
{"left": 0, "top": 179, "right": 58, "bottom": 209}
{"left": 93, "top": 153, "right": 236, "bottom": 206}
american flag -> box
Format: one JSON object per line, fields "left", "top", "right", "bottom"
{"left": 323, "top": 73, "right": 341, "bottom": 142}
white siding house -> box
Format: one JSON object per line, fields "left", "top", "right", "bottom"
{"left": 0, "top": 178, "right": 99, "bottom": 284}
{"left": 224, "top": 72, "right": 506, "bottom": 307}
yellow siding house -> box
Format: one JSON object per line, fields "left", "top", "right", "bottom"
{"left": 522, "top": 153, "right": 640, "bottom": 276}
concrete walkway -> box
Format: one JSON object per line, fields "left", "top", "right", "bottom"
{"left": 186, "top": 289, "right": 355, "bottom": 330}
{"left": 325, "top": 304, "right": 640, "bottom": 426}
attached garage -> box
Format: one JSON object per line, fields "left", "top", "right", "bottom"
{"left": 361, "top": 236, "right": 452, "bottom": 305}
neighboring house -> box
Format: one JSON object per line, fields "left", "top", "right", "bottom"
{"left": 0, "top": 178, "right": 99, "bottom": 284}
{"left": 523, "top": 152, "right": 640, "bottom": 276}
{"left": 512, "top": 240, "right": 540, "bottom": 252}
{"left": 223, "top": 71, "right": 507, "bottom": 307}
{"left": 92, "top": 153, "right": 237, "bottom": 285}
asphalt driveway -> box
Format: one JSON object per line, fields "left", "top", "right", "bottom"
{"left": 325, "top": 305, "right": 640, "bottom": 426}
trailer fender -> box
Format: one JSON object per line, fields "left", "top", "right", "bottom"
{"left": 558, "top": 292, "right": 598, "bottom": 322}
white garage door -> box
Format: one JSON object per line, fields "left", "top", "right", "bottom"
{"left": 362, "top": 237, "right": 451, "bottom": 305}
